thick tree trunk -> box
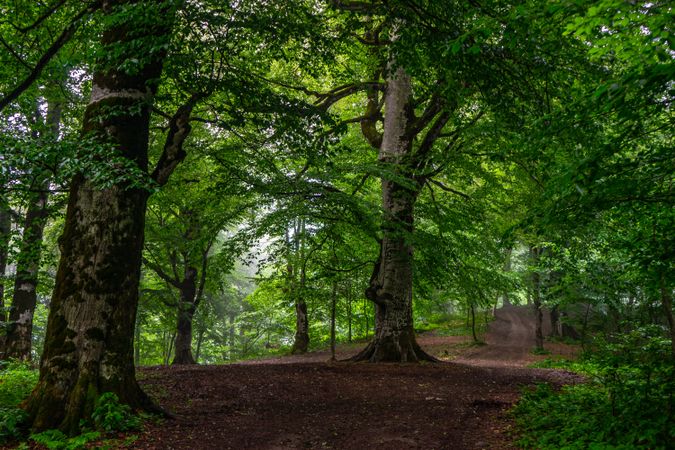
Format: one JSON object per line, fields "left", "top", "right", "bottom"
{"left": 24, "top": 0, "right": 173, "bottom": 434}
{"left": 173, "top": 307, "right": 196, "bottom": 364}
{"left": 172, "top": 272, "right": 197, "bottom": 365}
{"left": 351, "top": 67, "right": 434, "bottom": 363}
{"left": 2, "top": 188, "right": 49, "bottom": 360}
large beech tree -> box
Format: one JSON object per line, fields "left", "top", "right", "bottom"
{"left": 24, "top": 0, "right": 198, "bottom": 433}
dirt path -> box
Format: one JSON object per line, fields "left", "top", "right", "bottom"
{"left": 454, "top": 305, "right": 565, "bottom": 368}
{"left": 130, "top": 308, "right": 579, "bottom": 449}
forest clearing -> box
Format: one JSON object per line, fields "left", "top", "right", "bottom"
{"left": 0, "top": 0, "right": 673, "bottom": 449}
{"left": 132, "top": 306, "right": 581, "bottom": 450}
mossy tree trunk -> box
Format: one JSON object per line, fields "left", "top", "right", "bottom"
{"left": 24, "top": 0, "right": 184, "bottom": 434}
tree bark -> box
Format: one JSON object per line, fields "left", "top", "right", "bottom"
{"left": 330, "top": 280, "right": 337, "bottom": 361}
{"left": 351, "top": 66, "right": 435, "bottom": 363}
{"left": 2, "top": 99, "right": 60, "bottom": 361}
{"left": 291, "top": 219, "right": 309, "bottom": 354}
{"left": 659, "top": 273, "right": 675, "bottom": 359}
{"left": 2, "top": 188, "right": 49, "bottom": 360}
{"left": 172, "top": 268, "right": 197, "bottom": 364}
{"left": 530, "top": 246, "right": 544, "bottom": 351}
{"left": 24, "top": 0, "right": 175, "bottom": 434}
{"left": 0, "top": 192, "right": 11, "bottom": 324}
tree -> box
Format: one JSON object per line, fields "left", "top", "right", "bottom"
{"left": 1, "top": 98, "right": 61, "bottom": 360}
{"left": 24, "top": 0, "right": 194, "bottom": 433}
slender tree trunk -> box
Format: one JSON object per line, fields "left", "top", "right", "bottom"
{"left": 470, "top": 302, "right": 478, "bottom": 343}
{"left": 502, "top": 247, "right": 513, "bottom": 307}
{"left": 2, "top": 188, "right": 49, "bottom": 360}
{"left": 172, "top": 269, "right": 197, "bottom": 365}
{"left": 330, "top": 280, "right": 337, "bottom": 361}
{"left": 347, "top": 280, "right": 352, "bottom": 343}
{"left": 530, "top": 246, "right": 544, "bottom": 351}
{"left": 25, "top": 1, "right": 174, "bottom": 434}
{"left": 134, "top": 319, "right": 141, "bottom": 367}
{"left": 2, "top": 100, "right": 59, "bottom": 360}
{"left": 291, "top": 219, "right": 309, "bottom": 354}
{"left": 228, "top": 312, "right": 236, "bottom": 360}
{"left": 363, "top": 297, "right": 369, "bottom": 339}
{"left": 659, "top": 273, "right": 675, "bottom": 359}
{"left": 351, "top": 67, "right": 434, "bottom": 362}
{"left": 0, "top": 193, "right": 11, "bottom": 324}
{"left": 194, "top": 328, "right": 205, "bottom": 363}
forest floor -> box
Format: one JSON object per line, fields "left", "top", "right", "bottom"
{"left": 130, "top": 305, "right": 581, "bottom": 449}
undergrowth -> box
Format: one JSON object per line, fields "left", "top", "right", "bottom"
{"left": 0, "top": 360, "right": 38, "bottom": 441}
{"left": 513, "top": 326, "right": 675, "bottom": 449}
{"left": 0, "top": 361, "right": 145, "bottom": 448}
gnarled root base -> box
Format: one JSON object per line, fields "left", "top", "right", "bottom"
{"left": 24, "top": 375, "right": 168, "bottom": 435}
{"left": 347, "top": 336, "right": 438, "bottom": 363}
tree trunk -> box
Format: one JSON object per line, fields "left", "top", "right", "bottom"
{"left": 347, "top": 280, "right": 352, "bottom": 343}
{"left": 228, "top": 312, "right": 236, "bottom": 360}
{"left": 134, "top": 318, "right": 141, "bottom": 367}
{"left": 0, "top": 193, "right": 11, "bottom": 324}
{"left": 351, "top": 66, "right": 434, "bottom": 363}
{"left": 2, "top": 188, "right": 49, "bottom": 360}
{"left": 291, "top": 219, "right": 309, "bottom": 354}
{"left": 194, "top": 328, "right": 205, "bottom": 363}
{"left": 659, "top": 273, "right": 675, "bottom": 359}
{"left": 172, "top": 268, "right": 197, "bottom": 365}
{"left": 24, "top": 0, "right": 174, "bottom": 434}
{"left": 330, "top": 281, "right": 337, "bottom": 361}
{"left": 291, "top": 299, "right": 309, "bottom": 354}
{"left": 2, "top": 99, "right": 60, "bottom": 360}
{"left": 530, "top": 246, "right": 544, "bottom": 351}
{"left": 470, "top": 302, "right": 478, "bottom": 343}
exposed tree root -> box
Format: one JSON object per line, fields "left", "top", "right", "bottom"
{"left": 346, "top": 335, "right": 439, "bottom": 363}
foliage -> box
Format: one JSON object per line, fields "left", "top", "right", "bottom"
{"left": 91, "top": 393, "right": 142, "bottom": 433}
{"left": 29, "top": 430, "right": 101, "bottom": 450}
{"left": 0, "top": 360, "right": 37, "bottom": 442}
{"left": 514, "top": 327, "right": 675, "bottom": 449}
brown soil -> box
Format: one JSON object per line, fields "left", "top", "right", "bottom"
{"left": 129, "top": 306, "right": 581, "bottom": 449}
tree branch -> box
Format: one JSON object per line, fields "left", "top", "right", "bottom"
{"left": 143, "top": 256, "right": 181, "bottom": 289}
{"left": 0, "top": 1, "right": 100, "bottom": 112}
{"left": 151, "top": 93, "right": 205, "bottom": 186}
{"left": 427, "top": 178, "right": 470, "bottom": 199}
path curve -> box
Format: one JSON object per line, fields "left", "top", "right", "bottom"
{"left": 454, "top": 305, "right": 552, "bottom": 367}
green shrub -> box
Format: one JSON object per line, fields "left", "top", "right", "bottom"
{"left": 30, "top": 429, "right": 101, "bottom": 450}
{"left": 0, "top": 360, "right": 38, "bottom": 442}
{"left": 0, "top": 360, "right": 38, "bottom": 407}
{"left": 513, "top": 327, "right": 675, "bottom": 449}
{"left": 91, "top": 392, "right": 142, "bottom": 432}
